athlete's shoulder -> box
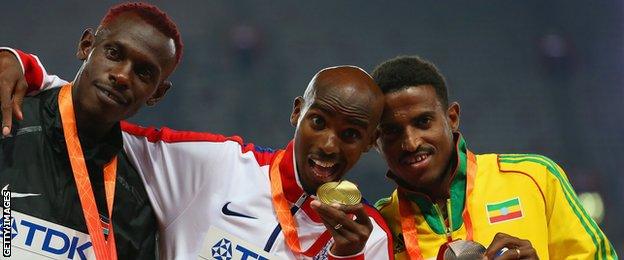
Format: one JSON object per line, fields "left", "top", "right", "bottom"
{"left": 363, "top": 200, "right": 385, "bottom": 221}
{"left": 489, "top": 153, "right": 571, "bottom": 187}
{"left": 120, "top": 121, "right": 277, "bottom": 165}
{"left": 362, "top": 199, "right": 394, "bottom": 258}
{"left": 497, "top": 154, "right": 562, "bottom": 173}
{"left": 120, "top": 121, "right": 240, "bottom": 143}
{"left": 374, "top": 197, "right": 392, "bottom": 211}
{"left": 12, "top": 88, "right": 61, "bottom": 129}
{"left": 373, "top": 190, "right": 398, "bottom": 212}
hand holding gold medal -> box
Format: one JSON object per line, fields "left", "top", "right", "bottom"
{"left": 310, "top": 179, "right": 371, "bottom": 257}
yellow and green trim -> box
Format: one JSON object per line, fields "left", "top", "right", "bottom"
{"left": 499, "top": 154, "right": 617, "bottom": 260}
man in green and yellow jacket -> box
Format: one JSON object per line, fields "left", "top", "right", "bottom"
{"left": 371, "top": 56, "right": 617, "bottom": 260}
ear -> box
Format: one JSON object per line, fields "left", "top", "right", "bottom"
{"left": 290, "top": 97, "right": 304, "bottom": 127}
{"left": 77, "top": 28, "right": 95, "bottom": 61}
{"left": 146, "top": 80, "right": 172, "bottom": 106}
{"left": 364, "top": 127, "right": 381, "bottom": 153}
{"left": 447, "top": 102, "right": 460, "bottom": 132}
{"left": 372, "top": 127, "right": 383, "bottom": 153}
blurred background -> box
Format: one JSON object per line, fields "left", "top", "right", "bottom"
{"left": 2, "top": 0, "right": 622, "bottom": 255}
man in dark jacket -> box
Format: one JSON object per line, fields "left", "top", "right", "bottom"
{"left": 0, "top": 3, "right": 182, "bottom": 259}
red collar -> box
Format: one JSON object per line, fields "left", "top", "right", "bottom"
{"left": 276, "top": 141, "right": 322, "bottom": 223}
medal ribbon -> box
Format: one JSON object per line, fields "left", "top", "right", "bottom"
{"left": 269, "top": 150, "right": 331, "bottom": 257}
{"left": 59, "top": 84, "right": 117, "bottom": 260}
{"left": 398, "top": 151, "right": 477, "bottom": 260}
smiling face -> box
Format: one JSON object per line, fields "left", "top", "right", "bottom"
{"left": 73, "top": 12, "right": 176, "bottom": 126}
{"left": 290, "top": 67, "right": 384, "bottom": 193}
{"left": 376, "top": 85, "right": 459, "bottom": 194}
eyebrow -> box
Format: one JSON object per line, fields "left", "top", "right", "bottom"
{"left": 310, "top": 103, "right": 369, "bottom": 129}
{"left": 347, "top": 117, "right": 369, "bottom": 129}
{"left": 415, "top": 111, "right": 436, "bottom": 118}
{"left": 310, "top": 103, "right": 331, "bottom": 114}
{"left": 110, "top": 40, "right": 161, "bottom": 74}
{"left": 106, "top": 41, "right": 125, "bottom": 53}
{"left": 409, "top": 111, "right": 436, "bottom": 124}
{"left": 379, "top": 110, "right": 436, "bottom": 126}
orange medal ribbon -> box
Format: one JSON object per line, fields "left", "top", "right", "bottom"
{"left": 269, "top": 150, "right": 331, "bottom": 257}
{"left": 59, "top": 84, "right": 117, "bottom": 260}
{"left": 398, "top": 151, "right": 477, "bottom": 260}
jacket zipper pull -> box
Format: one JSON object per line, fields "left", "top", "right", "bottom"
{"left": 433, "top": 202, "right": 452, "bottom": 242}
{"left": 446, "top": 198, "right": 453, "bottom": 242}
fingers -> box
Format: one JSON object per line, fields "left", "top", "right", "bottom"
{"left": 484, "top": 233, "right": 537, "bottom": 260}
{"left": 310, "top": 200, "right": 354, "bottom": 232}
{"left": 310, "top": 201, "right": 372, "bottom": 233}
{"left": 495, "top": 247, "right": 519, "bottom": 260}
{"left": 492, "top": 246, "right": 537, "bottom": 260}
{"left": 12, "top": 79, "right": 27, "bottom": 120}
{"left": 343, "top": 203, "right": 373, "bottom": 229}
{"left": 0, "top": 51, "right": 26, "bottom": 136}
{"left": 485, "top": 233, "right": 518, "bottom": 256}
{"left": 0, "top": 78, "right": 15, "bottom": 136}
{"left": 310, "top": 200, "right": 372, "bottom": 256}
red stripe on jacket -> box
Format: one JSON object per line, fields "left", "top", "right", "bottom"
{"left": 120, "top": 121, "right": 275, "bottom": 166}
{"left": 14, "top": 49, "right": 44, "bottom": 91}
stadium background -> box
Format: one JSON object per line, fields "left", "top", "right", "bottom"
{"left": 3, "top": 0, "right": 622, "bottom": 255}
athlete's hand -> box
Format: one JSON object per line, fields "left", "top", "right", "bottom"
{"left": 310, "top": 199, "right": 373, "bottom": 257}
{"left": 484, "top": 232, "right": 538, "bottom": 260}
{"left": 0, "top": 50, "right": 28, "bottom": 136}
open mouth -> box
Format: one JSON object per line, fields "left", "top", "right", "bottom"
{"left": 400, "top": 151, "right": 433, "bottom": 169}
{"left": 308, "top": 158, "right": 340, "bottom": 181}
{"left": 96, "top": 84, "right": 128, "bottom": 106}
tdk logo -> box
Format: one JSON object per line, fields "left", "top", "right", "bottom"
{"left": 202, "top": 227, "right": 277, "bottom": 260}
{"left": 212, "top": 238, "right": 232, "bottom": 260}
{"left": 1, "top": 215, "right": 93, "bottom": 259}
{"left": 211, "top": 237, "right": 269, "bottom": 260}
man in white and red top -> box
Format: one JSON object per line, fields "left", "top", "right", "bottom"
{"left": 0, "top": 49, "right": 394, "bottom": 259}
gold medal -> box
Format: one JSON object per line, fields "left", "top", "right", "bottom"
{"left": 317, "top": 180, "right": 362, "bottom": 206}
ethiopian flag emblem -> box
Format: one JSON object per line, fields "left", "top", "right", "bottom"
{"left": 486, "top": 197, "right": 523, "bottom": 224}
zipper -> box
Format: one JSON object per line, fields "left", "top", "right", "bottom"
{"left": 432, "top": 199, "right": 453, "bottom": 242}
{"left": 295, "top": 193, "right": 308, "bottom": 208}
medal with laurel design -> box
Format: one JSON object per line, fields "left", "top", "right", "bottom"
{"left": 316, "top": 180, "right": 362, "bottom": 206}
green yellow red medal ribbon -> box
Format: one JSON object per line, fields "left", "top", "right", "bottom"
{"left": 398, "top": 151, "right": 477, "bottom": 260}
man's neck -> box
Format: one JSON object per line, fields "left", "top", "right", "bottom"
{"left": 76, "top": 117, "right": 114, "bottom": 143}
{"left": 72, "top": 91, "right": 114, "bottom": 142}
{"left": 410, "top": 174, "right": 451, "bottom": 203}
{"left": 297, "top": 171, "right": 316, "bottom": 195}
{"left": 401, "top": 159, "right": 457, "bottom": 203}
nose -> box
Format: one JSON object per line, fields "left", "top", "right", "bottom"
{"left": 401, "top": 126, "right": 421, "bottom": 152}
{"left": 318, "top": 131, "right": 339, "bottom": 155}
{"left": 109, "top": 61, "right": 131, "bottom": 88}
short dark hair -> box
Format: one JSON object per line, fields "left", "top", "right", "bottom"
{"left": 372, "top": 56, "right": 448, "bottom": 107}
{"left": 100, "top": 2, "right": 183, "bottom": 66}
